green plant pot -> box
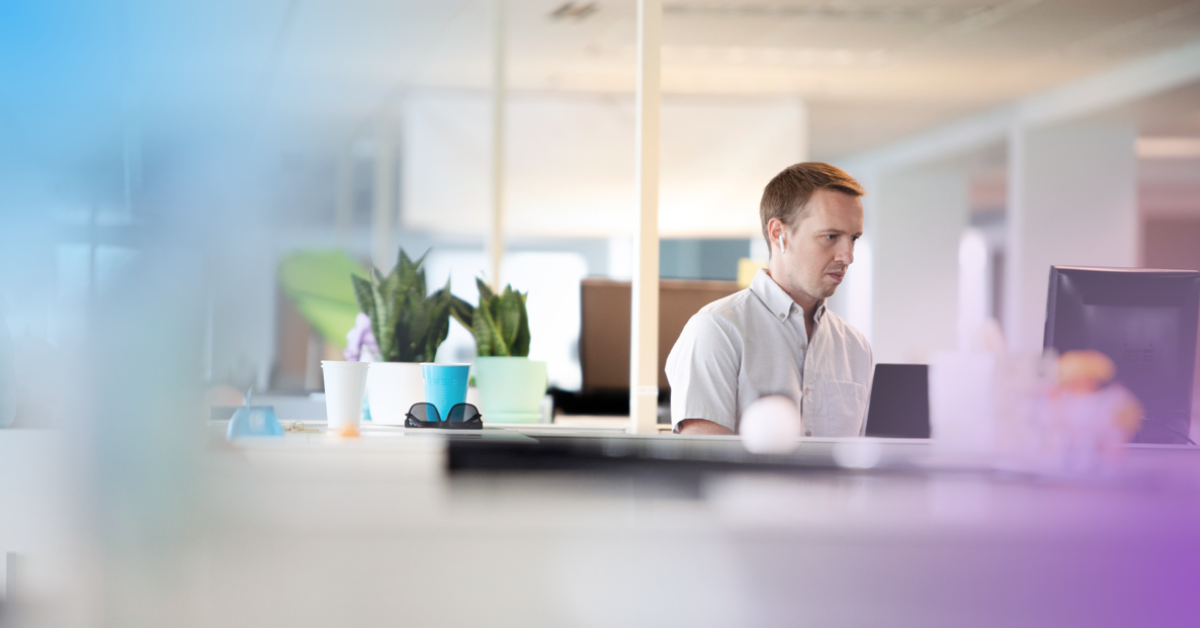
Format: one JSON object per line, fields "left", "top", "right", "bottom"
{"left": 473, "top": 357, "right": 547, "bottom": 423}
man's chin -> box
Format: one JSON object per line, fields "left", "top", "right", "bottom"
{"left": 819, "top": 273, "right": 845, "bottom": 298}
{"left": 815, "top": 285, "right": 838, "bottom": 299}
{"left": 821, "top": 277, "right": 846, "bottom": 297}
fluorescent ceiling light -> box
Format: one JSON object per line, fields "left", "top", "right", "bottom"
{"left": 663, "top": 3, "right": 993, "bottom": 23}
{"left": 659, "top": 46, "right": 890, "bottom": 66}
{"left": 1136, "top": 137, "right": 1200, "bottom": 159}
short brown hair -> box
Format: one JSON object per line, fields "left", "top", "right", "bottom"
{"left": 760, "top": 162, "right": 865, "bottom": 245}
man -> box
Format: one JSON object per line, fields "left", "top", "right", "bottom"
{"left": 665, "top": 162, "right": 872, "bottom": 436}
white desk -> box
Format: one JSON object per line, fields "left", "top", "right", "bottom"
{"left": 195, "top": 428, "right": 1200, "bottom": 627}
{"left": 7, "top": 425, "right": 1200, "bottom": 627}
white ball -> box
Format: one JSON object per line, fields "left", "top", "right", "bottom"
{"left": 740, "top": 395, "right": 802, "bottom": 454}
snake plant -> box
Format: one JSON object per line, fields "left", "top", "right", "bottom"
{"left": 350, "top": 249, "right": 471, "bottom": 363}
{"left": 450, "top": 278, "right": 530, "bottom": 358}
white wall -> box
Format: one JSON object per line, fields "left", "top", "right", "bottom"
{"left": 401, "top": 90, "right": 807, "bottom": 238}
{"left": 1005, "top": 124, "right": 1138, "bottom": 352}
{"left": 871, "top": 166, "right": 969, "bottom": 363}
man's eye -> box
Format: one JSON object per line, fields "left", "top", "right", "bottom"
{"left": 851, "top": 236, "right": 860, "bottom": 242}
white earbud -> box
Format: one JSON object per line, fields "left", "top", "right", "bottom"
{"left": 778, "top": 235, "right": 786, "bottom": 255}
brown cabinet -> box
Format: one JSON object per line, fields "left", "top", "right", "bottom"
{"left": 580, "top": 278, "right": 740, "bottom": 392}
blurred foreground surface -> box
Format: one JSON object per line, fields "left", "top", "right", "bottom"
{"left": 4, "top": 427, "right": 1200, "bottom": 628}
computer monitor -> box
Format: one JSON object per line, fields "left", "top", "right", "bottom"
{"left": 1044, "top": 266, "right": 1200, "bottom": 444}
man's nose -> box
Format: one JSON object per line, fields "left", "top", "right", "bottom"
{"left": 835, "top": 240, "right": 855, "bottom": 265}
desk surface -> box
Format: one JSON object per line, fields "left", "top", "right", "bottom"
{"left": 205, "top": 430, "right": 1200, "bottom": 627}
{"left": 8, "top": 423, "right": 1200, "bottom": 628}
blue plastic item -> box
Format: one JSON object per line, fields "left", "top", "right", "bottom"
{"left": 226, "top": 406, "right": 283, "bottom": 439}
{"left": 421, "top": 363, "right": 470, "bottom": 424}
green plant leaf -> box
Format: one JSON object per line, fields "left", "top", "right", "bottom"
{"left": 395, "top": 249, "right": 429, "bottom": 299}
{"left": 449, "top": 294, "right": 474, "bottom": 331}
{"left": 496, "top": 287, "right": 522, "bottom": 353}
{"left": 397, "top": 289, "right": 426, "bottom": 362}
{"left": 476, "top": 277, "right": 495, "bottom": 302}
{"left": 353, "top": 248, "right": 455, "bottom": 363}
{"left": 421, "top": 285, "right": 453, "bottom": 362}
{"left": 373, "top": 277, "right": 399, "bottom": 361}
{"left": 351, "top": 274, "right": 377, "bottom": 339}
{"left": 470, "top": 306, "right": 490, "bottom": 356}
{"left": 473, "top": 301, "right": 510, "bottom": 357}
{"left": 511, "top": 299, "right": 531, "bottom": 357}
{"left": 466, "top": 280, "right": 532, "bottom": 358}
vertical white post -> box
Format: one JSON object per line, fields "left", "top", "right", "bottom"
{"left": 372, "top": 127, "right": 395, "bottom": 271}
{"left": 489, "top": 0, "right": 506, "bottom": 288}
{"left": 335, "top": 143, "right": 353, "bottom": 250}
{"left": 957, "top": 228, "right": 989, "bottom": 350}
{"left": 1005, "top": 126, "right": 1027, "bottom": 352}
{"left": 872, "top": 165, "right": 969, "bottom": 363}
{"left": 630, "top": 0, "right": 661, "bottom": 435}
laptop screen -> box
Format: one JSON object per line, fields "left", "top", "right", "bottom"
{"left": 864, "top": 364, "right": 930, "bottom": 439}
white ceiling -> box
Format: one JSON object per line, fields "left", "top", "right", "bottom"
{"left": 271, "top": 0, "right": 1200, "bottom": 157}
{"left": 2, "top": 0, "right": 1199, "bottom": 160}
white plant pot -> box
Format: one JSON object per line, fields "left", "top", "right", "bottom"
{"left": 366, "top": 362, "right": 425, "bottom": 425}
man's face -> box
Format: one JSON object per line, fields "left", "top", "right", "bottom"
{"left": 771, "top": 188, "right": 864, "bottom": 304}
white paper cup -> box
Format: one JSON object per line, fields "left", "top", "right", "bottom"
{"left": 320, "top": 361, "right": 370, "bottom": 430}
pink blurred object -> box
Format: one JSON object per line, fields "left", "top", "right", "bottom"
{"left": 344, "top": 312, "right": 380, "bottom": 362}
{"left": 1025, "top": 383, "right": 1142, "bottom": 474}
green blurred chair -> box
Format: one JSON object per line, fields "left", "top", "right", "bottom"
{"left": 277, "top": 250, "right": 369, "bottom": 352}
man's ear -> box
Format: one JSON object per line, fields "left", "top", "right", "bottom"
{"left": 766, "top": 217, "right": 782, "bottom": 241}
{"left": 767, "top": 218, "right": 789, "bottom": 248}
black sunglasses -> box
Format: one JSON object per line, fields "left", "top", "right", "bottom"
{"left": 404, "top": 402, "right": 484, "bottom": 430}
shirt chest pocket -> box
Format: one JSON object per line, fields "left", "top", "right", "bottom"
{"left": 803, "top": 380, "right": 869, "bottom": 436}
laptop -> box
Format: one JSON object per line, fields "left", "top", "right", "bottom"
{"left": 864, "top": 364, "right": 930, "bottom": 439}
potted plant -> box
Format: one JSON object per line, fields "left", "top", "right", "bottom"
{"left": 350, "top": 249, "right": 469, "bottom": 424}
{"left": 451, "top": 279, "right": 547, "bottom": 423}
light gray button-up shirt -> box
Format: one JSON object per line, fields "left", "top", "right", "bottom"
{"left": 665, "top": 269, "right": 872, "bottom": 436}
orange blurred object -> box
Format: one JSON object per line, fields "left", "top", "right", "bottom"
{"left": 1057, "top": 350, "right": 1116, "bottom": 393}
{"left": 205, "top": 384, "right": 244, "bottom": 408}
{"left": 1112, "top": 387, "right": 1144, "bottom": 436}
{"left": 330, "top": 423, "right": 360, "bottom": 439}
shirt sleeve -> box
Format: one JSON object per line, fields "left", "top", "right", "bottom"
{"left": 665, "top": 312, "right": 741, "bottom": 433}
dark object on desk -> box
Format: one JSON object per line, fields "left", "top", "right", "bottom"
{"left": 404, "top": 402, "right": 483, "bottom": 430}
{"left": 550, "top": 387, "right": 637, "bottom": 415}
{"left": 447, "top": 435, "right": 848, "bottom": 480}
{"left": 1044, "top": 266, "right": 1200, "bottom": 444}
{"left": 864, "top": 364, "right": 930, "bottom": 438}
{"left": 549, "top": 387, "right": 672, "bottom": 423}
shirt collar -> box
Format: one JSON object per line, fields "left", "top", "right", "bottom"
{"left": 750, "top": 269, "right": 826, "bottom": 323}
